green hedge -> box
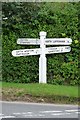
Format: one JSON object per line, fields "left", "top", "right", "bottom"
{"left": 2, "top": 2, "right": 80, "bottom": 85}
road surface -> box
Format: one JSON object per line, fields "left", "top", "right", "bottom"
{"left": 0, "top": 101, "right": 79, "bottom": 118}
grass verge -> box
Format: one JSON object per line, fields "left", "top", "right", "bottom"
{"left": 1, "top": 82, "right": 80, "bottom": 104}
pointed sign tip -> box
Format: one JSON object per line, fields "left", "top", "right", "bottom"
{"left": 12, "top": 50, "right": 16, "bottom": 56}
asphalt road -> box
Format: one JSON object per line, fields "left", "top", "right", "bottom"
{"left": 0, "top": 101, "right": 79, "bottom": 118}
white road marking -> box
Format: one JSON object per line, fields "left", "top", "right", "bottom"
{"left": 13, "top": 112, "right": 33, "bottom": 115}
{"left": 52, "top": 113, "right": 64, "bottom": 116}
{"left": 2, "top": 116, "right": 16, "bottom": 118}
{"left": 40, "top": 110, "right": 62, "bottom": 113}
{"left": 38, "top": 114, "right": 45, "bottom": 116}
{"left": 1, "top": 109, "right": 79, "bottom": 118}
{"left": 13, "top": 112, "right": 21, "bottom": 115}
{"left": 52, "top": 112, "right": 72, "bottom": 116}
{"left": 27, "top": 112, "right": 33, "bottom": 114}
{"left": 24, "top": 114, "right": 33, "bottom": 117}
{"left": 24, "top": 114, "right": 45, "bottom": 117}
{"left": 0, "top": 113, "right": 4, "bottom": 116}
{"left": 65, "top": 109, "right": 79, "bottom": 112}
{"left": 2, "top": 109, "right": 79, "bottom": 118}
{"left": 21, "top": 112, "right": 27, "bottom": 114}
{"left": 75, "top": 112, "right": 80, "bottom": 114}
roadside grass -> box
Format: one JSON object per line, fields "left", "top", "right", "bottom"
{"left": 1, "top": 82, "right": 79, "bottom": 97}
{"left": 1, "top": 82, "right": 79, "bottom": 104}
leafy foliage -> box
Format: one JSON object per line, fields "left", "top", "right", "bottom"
{"left": 2, "top": 2, "right": 80, "bottom": 85}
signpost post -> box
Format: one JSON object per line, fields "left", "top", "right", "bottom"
{"left": 12, "top": 31, "right": 72, "bottom": 83}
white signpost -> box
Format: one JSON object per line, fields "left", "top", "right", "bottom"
{"left": 17, "top": 38, "right": 40, "bottom": 45}
{"left": 17, "top": 38, "right": 72, "bottom": 45}
{"left": 12, "top": 48, "right": 41, "bottom": 57}
{"left": 12, "top": 31, "right": 72, "bottom": 83}
{"left": 45, "top": 46, "right": 71, "bottom": 54}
